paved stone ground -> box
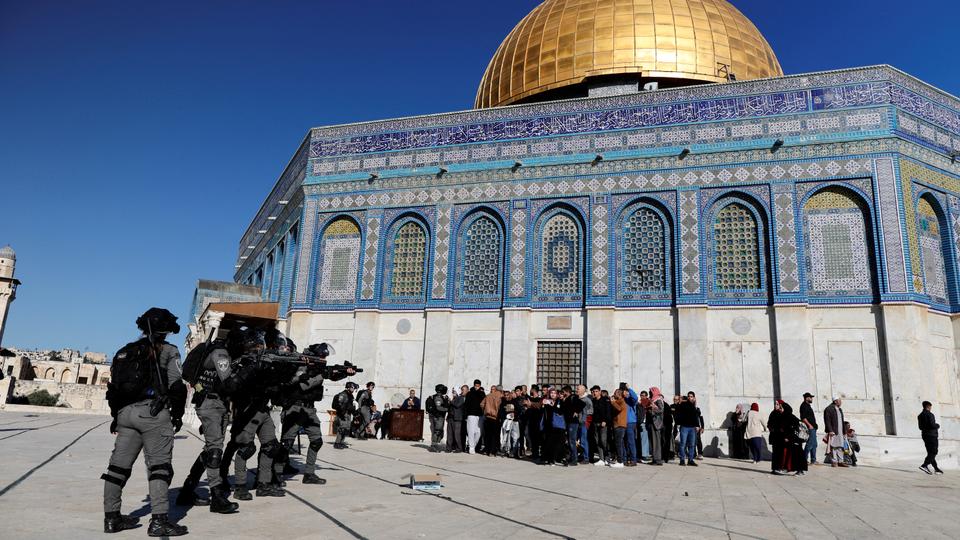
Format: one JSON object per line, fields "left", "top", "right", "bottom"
{"left": 1, "top": 410, "right": 958, "bottom": 540}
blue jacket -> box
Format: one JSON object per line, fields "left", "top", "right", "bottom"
{"left": 625, "top": 388, "right": 638, "bottom": 424}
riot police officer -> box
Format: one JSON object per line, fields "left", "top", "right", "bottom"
{"left": 427, "top": 384, "right": 450, "bottom": 452}
{"left": 333, "top": 382, "right": 358, "bottom": 449}
{"left": 279, "top": 342, "right": 356, "bottom": 484}
{"left": 101, "top": 308, "right": 188, "bottom": 536}
{"left": 220, "top": 329, "right": 286, "bottom": 499}
{"left": 175, "top": 337, "right": 240, "bottom": 514}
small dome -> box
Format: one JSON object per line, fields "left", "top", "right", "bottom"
{"left": 0, "top": 245, "right": 15, "bottom": 261}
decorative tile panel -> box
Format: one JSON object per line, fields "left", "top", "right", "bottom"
{"left": 773, "top": 185, "right": 800, "bottom": 293}
{"left": 679, "top": 190, "right": 700, "bottom": 294}
{"left": 389, "top": 221, "right": 428, "bottom": 298}
{"left": 917, "top": 197, "right": 948, "bottom": 303}
{"left": 360, "top": 212, "right": 381, "bottom": 300}
{"left": 875, "top": 158, "right": 909, "bottom": 293}
{"left": 459, "top": 215, "right": 502, "bottom": 299}
{"left": 510, "top": 205, "right": 528, "bottom": 298}
{"left": 431, "top": 205, "right": 451, "bottom": 299}
{"left": 621, "top": 207, "right": 668, "bottom": 295}
{"left": 293, "top": 198, "right": 318, "bottom": 304}
{"left": 714, "top": 203, "right": 761, "bottom": 290}
{"left": 317, "top": 218, "right": 361, "bottom": 302}
{"left": 591, "top": 201, "right": 610, "bottom": 296}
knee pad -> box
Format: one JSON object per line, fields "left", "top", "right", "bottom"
{"left": 261, "top": 440, "right": 289, "bottom": 462}
{"left": 147, "top": 462, "right": 174, "bottom": 485}
{"left": 203, "top": 448, "right": 223, "bottom": 469}
{"left": 309, "top": 439, "right": 323, "bottom": 452}
{"left": 100, "top": 464, "right": 132, "bottom": 488}
{"left": 237, "top": 442, "right": 256, "bottom": 460}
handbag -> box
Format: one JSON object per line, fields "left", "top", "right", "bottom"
{"left": 551, "top": 412, "right": 566, "bottom": 430}
{"left": 796, "top": 425, "right": 809, "bottom": 442}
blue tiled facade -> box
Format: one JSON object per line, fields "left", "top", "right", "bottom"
{"left": 235, "top": 66, "right": 960, "bottom": 317}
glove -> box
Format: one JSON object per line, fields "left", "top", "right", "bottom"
{"left": 110, "top": 418, "right": 118, "bottom": 434}
{"left": 171, "top": 418, "right": 183, "bottom": 433}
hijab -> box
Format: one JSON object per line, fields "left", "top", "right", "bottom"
{"left": 649, "top": 387, "right": 663, "bottom": 402}
{"left": 750, "top": 402, "right": 759, "bottom": 411}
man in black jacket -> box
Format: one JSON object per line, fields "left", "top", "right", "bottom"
{"left": 560, "top": 385, "right": 585, "bottom": 465}
{"left": 446, "top": 386, "right": 467, "bottom": 452}
{"left": 590, "top": 386, "right": 612, "bottom": 465}
{"left": 674, "top": 395, "right": 700, "bottom": 466}
{"left": 919, "top": 401, "right": 943, "bottom": 474}
{"left": 799, "top": 392, "right": 819, "bottom": 465}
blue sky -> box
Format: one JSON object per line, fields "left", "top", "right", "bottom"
{"left": 2, "top": 0, "right": 958, "bottom": 354}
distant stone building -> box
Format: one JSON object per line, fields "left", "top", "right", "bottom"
{"left": 1, "top": 347, "right": 111, "bottom": 411}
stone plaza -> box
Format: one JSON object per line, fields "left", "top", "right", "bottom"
{"left": 1, "top": 410, "right": 957, "bottom": 539}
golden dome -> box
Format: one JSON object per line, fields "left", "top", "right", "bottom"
{"left": 475, "top": 0, "right": 783, "bottom": 108}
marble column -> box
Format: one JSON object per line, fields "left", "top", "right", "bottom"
{"left": 678, "top": 306, "right": 710, "bottom": 422}
{"left": 585, "top": 307, "right": 615, "bottom": 388}
{"left": 773, "top": 305, "right": 815, "bottom": 402}
{"left": 421, "top": 310, "right": 453, "bottom": 393}
{"left": 501, "top": 309, "right": 532, "bottom": 387}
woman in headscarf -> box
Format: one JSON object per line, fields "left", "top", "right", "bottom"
{"left": 744, "top": 403, "right": 766, "bottom": 463}
{"left": 779, "top": 402, "right": 808, "bottom": 475}
{"left": 540, "top": 388, "right": 566, "bottom": 466}
{"left": 768, "top": 400, "right": 786, "bottom": 473}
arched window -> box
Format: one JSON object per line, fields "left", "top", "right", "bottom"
{"left": 317, "top": 218, "right": 361, "bottom": 302}
{"left": 537, "top": 211, "right": 582, "bottom": 299}
{"left": 458, "top": 214, "right": 503, "bottom": 301}
{"left": 60, "top": 369, "right": 72, "bottom": 383}
{"left": 43, "top": 367, "right": 55, "bottom": 379}
{"left": 621, "top": 206, "right": 669, "bottom": 295}
{"left": 714, "top": 203, "right": 761, "bottom": 290}
{"left": 918, "top": 196, "right": 949, "bottom": 304}
{"left": 802, "top": 188, "right": 873, "bottom": 297}
{"left": 389, "top": 220, "right": 428, "bottom": 298}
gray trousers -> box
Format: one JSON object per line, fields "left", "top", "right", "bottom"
{"left": 196, "top": 397, "right": 228, "bottom": 488}
{"left": 446, "top": 419, "right": 463, "bottom": 451}
{"left": 359, "top": 406, "right": 372, "bottom": 435}
{"left": 335, "top": 414, "right": 352, "bottom": 445}
{"left": 281, "top": 404, "right": 324, "bottom": 474}
{"left": 429, "top": 416, "right": 445, "bottom": 447}
{"left": 233, "top": 410, "right": 277, "bottom": 486}
{"left": 649, "top": 426, "right": 663, "bottom": 463}
{"left": 102, "top": 401, "right": 174, "bottom": 515}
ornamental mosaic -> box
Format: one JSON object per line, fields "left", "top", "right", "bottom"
{"left": 539, "top": 213, "right": 581, "bottom": 298}
{"left": 279, "top": 227, "right": 298, "bottom": 315}
{"left": 772, "top": 185, "right": 800, "bottom": 293}
{"left": 360, "top": 212, "right": 381, "bottom": 300}
{"left": 431, "top": 205, "right": 452, "bottom": 299}
{"left": 875, "top": 158, "right": 909, "bottom": 293}
{"left": 293, "top": 199, "right": 318, "bottom": 305}
{"left": 713, "top": 204, "right": 761, "bottom": 291}
{"left": 591, "top": 201, "right": 610, "bottom": 296}
{"left": 317, "top": 218, "right": 361, "bottom": 302}
{"left": 389, "top": 221, "right": 428, "bottom": 298}
{"left": 803, "top": 189, "right": 872, "bottom": 296}
{"left": 679, "top": 191, "right": 700, "bottom": 295}
{"left": 460, "top": 215, "right": 502, "bottom": 298}
{"left": 917, "top": 197, "right": 948, "bottom": 303}
{"left": 622, "top": 207, "right": 667, "bottom": 294}
{"left": 509, "top": 205, "right": 528, "bottom": 298}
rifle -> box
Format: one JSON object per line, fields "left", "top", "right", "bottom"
{"left": 146, "top": 319, "right": 169, "bottom": 417}
{"left": 255, "top": 350, "right": 363, "bottom": 380}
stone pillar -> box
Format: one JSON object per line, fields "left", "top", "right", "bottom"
{"left": 585, "top": 308, "right": 615, "bottom": 388}
{"left": 880, "top": 304, "right": 934, "bottom": 435}
{"left": 501, "top": 309, "right": 532, "bottom": 387}
{"left": 678, "top": 306, "right": 710, "bottom": 421}
{"left": 421, "top": 310, "right": 453, "bottom": 394}
{"left": 773, "top": 305, "right": 815, "bottom": 402}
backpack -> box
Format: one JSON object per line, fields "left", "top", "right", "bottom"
{"left": 109, "top": 339, "right": 160, "bottom": 404}
{"left": 181, "top": 341, "right": 211, "bottom": 385}
{"left": 426, "top": 394, "right": 436, "bottom": 414}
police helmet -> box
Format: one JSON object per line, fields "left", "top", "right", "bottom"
{"left": 306, "top": 342, "right": 335, "bottom": 358}
{"left": 435, "top": 384, "right": 448, "bottom": 394}
{"left": 136, "top": 307, "right": 180, "bottom": 335}
{"left": 264, "top": 328, "right": 290, "bottom": 351}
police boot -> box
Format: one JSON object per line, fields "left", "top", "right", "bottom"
{"left": 103, "top": 512, "right": 138, "bottom": 533}
{"left": 233, "top": 485, "right": 253, "bottom": 501}
{"left": 255, "top": 483, "right": 286, "bottom": 497}
{"left": 147, "top": 514, "right": 188, "bottom": 537}
{"left": 282, "top": 462, "right": 300, "bottom": 476}
{"left": 209, "top": 487, "right": 240, "bottom": 514}
{"left": 302, "top": 473, "right": 326, "bottom": 485}
{"left": 175, "top": 483, "right": 209, "bottom": 507}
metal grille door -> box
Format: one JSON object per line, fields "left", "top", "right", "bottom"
{"left": 536, "top": 341, "right": 582, "bottom": 387}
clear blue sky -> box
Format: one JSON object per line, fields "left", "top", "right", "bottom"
{"left": 2, "top": 0, "right": 958, "bottom": 354}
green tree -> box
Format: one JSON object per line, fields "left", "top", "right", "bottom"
{"left": 25, "top": 389, "right": 60, "bottom": 407}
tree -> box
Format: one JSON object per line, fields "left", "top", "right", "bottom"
{"left": 25, "top": 389, "right": 60, "bottom": 407}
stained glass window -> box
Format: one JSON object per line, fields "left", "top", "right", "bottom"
{"left": 540, "top": 213, "right": 580, "bottom": 295}
{"left": 918, "top": 197, "right": 948, "bottom": 302}
{"left": 623, "top": 207, "right": 666, "bottom": 292}
{"left": 318, "top": 218, "right": 361, "bottom": 302}
{"left": 390, "top": 221, "right": 427, "bottom": 297}
{"left": 462, "top": 215, "right": 501, "bottom": 296}
{"left": 714, "top": 203, "right": 761, "bottom": 290}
